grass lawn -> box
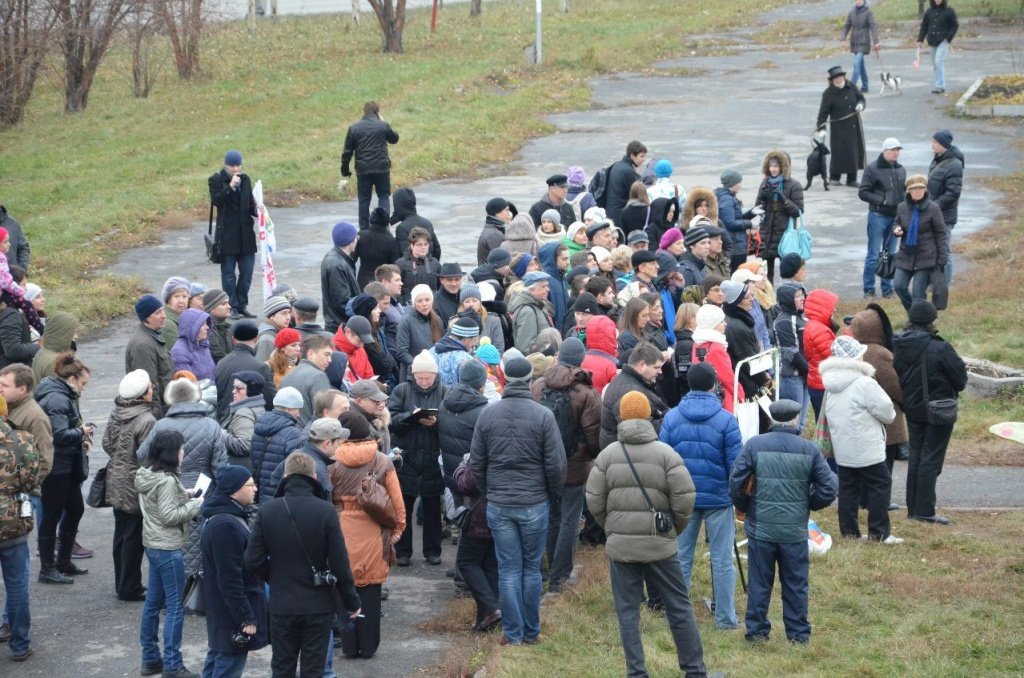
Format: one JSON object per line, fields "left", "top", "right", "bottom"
{"left": 438, "top": 508, "right": 1024, "bottom": 677}
{"left": 0, "top": 0, "right": 776, "bottom": 325}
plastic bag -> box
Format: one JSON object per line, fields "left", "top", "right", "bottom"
{"left": 807, "top": 519, "right": 832, "bottom": 556}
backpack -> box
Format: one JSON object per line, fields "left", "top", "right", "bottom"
{"left": 565, "top": 192, "right": 587, "bottom": 222}
{"left": 588, "top": 165, "right": 613, "bottom": 209}
{"left": 538, "top": 387, "right": 580, "bottom": 456}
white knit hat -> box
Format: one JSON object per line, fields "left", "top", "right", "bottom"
{"left": 119, "top": 369, "right": 151, "bottom": 400}
{"left": 695, "top": 304, "right": 726, "bottom": 331}
{"left": 410, "top": 284, "right": 434, "bottom": 303}
{"left": 410, "top": 350, "right": 438, "bottom": 374}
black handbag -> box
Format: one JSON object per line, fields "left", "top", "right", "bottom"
{"left": 182, "top": 570, "right": 205, "bottom": 615}
{"left": 85, "top": 465, "right": 110, "bottom": 509}
{"left": 619, "top": 443, "right": 674, "bottom": 534}
{"left": 205, "top": 203, "right": 222, "bottom": 264}
{"left": 921, "top": 347, "right": 958, "bottom": 426}
{"left": 875, "top": 234, "right": 896, "bottom": 280}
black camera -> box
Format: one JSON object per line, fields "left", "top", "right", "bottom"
{"left": 230, "top": 629, "right": 250, "bottom": 650}
{"left": 312, "top": 569, "right": 337, "bottom": 587}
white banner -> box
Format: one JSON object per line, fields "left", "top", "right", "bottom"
{"left": 252, "top": 180, "right": 278, "bottom": 301}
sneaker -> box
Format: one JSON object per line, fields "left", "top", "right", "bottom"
{"left": 71, "top": 541, "right": 94, "bottom": 559}
{"left": 882, "top": 535, "right": 905, "bottom": 544}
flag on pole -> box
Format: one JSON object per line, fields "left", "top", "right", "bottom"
{"left": 252, "top": 180, "right": 278, "bottom": 301}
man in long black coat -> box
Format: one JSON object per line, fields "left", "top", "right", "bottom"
{"left": 816, "top": 66, "right": 866, "bottom": 187}
{"left": 209, "top": 150, "right": 259, "bottom": 319}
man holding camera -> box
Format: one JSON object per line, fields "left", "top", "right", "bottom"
{"left": 246, "top": 451, "right": 361, "bottom": 678}
{"left": 586, "top": 391, "right": 710, "bottom": 678}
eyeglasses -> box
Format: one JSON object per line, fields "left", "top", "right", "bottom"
{"left": 232, "top": 385, "right": 246, "bottom": 392}
{"left": 243, "top": 482, "right": 257, "bottom": 489}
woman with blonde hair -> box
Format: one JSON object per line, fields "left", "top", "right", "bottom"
{"left": 673, "top": 302, "right": 700, "bottom": 399}
{"left": 266, "top": 327, "right": 301, "bottom": 386}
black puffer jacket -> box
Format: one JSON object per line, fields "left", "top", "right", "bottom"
{"left": 469, "top": 381, "right": 566, "bottom": 507}
{"left": 250, "top": 409, "right": 305, "bottom": 502}
{"left": 354, "top": 221, "right": 401, "bottom": 289}
{"left": 392, "top": 188, "right": 441, "bottom": 259}
{"left": 755, "top": 150, "right": 805, "bottom": 259}
{"left": 387, "top": 374, "right": 446, "bottom": 497}
{"left": 859, "top": 154, "right": 907, "bottom": 218}
{"left": 773, "top": 286, "right": 808, "bottom": 379}
{"left": 927, "top": 146, "right": 964, "bottom": 227}
{"left": 893, "top": 192, "right": 947, "bottom": 272}
{"left": 437, "top": 383, "right": 489, "bottom": 495}
{"left": 605, "top": 156, "right": 640, "bottom": 224}
{"left": 341, "top": 114, "right": 399, "bottom": 175}
{"left": 893, "top": 328, "right": 967, "bottom": 424}
{"left": 600, "top": 366, "right": 668, "bottom": 450}
{"left": 34, "top": 377, "right": 86, "bottom": 479}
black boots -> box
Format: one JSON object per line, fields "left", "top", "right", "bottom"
{"left": 38, "top": 535, "right": 74, "bottom": 584}
{"left": 56, "top": 532, "right": 89, "bottom": 576}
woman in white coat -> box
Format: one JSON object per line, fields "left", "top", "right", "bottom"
{"left": 820, "top": 336, "right": 901, "bottom": 543}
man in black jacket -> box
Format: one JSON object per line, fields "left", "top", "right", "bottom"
{"left": 245, "top": 452, "right": 361, "bottom": 678}
{"left": 341, "top": 101, "right": 400, "bottom": 229}
{"left": 200, "top": 466, "right": 267, "bottom": 677}
{"left": 215, "top": 321, "right": 275, "bottom": 424}
{"left": 0, "top": 298, "right": 37, "bottom": 370}
{"left": 209, "top": 150, "right": 259, "bottom": 319}
{"left": 354, "top": 207, "right": 401, "bottom": 289}
{"left": 928, "top": 129, "right": 963, "bottom": 285}
{"left": 600, "top": 342, "right": 668, "bottom": 449}
{"left": 605, "top": 141, "right": 647, "bottom": 225}
{"left": 320, "top": 221, "right": 361, "bottom": 333}
{"left": 917, "top": 0, "right": 958, "bottom": 94}
{"left": 858, "top": 138, "right": 906, "bottom": 299}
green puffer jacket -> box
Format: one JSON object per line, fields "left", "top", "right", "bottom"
{"left": 135, "top": 466, "right": 202, "bottom": 550}
{"left": 0, "top": 420, "right": 42, "bottom": 548}
{"left": 586, "top": 418, "right": 695, "bottom": 563}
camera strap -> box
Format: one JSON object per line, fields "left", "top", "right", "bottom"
{"left": 282, "top": 498, "right": 324, "bottom": 574}
{"left": 619, "top": 442, "right": 659, "bottom": 516}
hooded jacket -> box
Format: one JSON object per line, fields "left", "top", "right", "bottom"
{"left": 539, "top": 241, "right": 570, "bottom": 334}
{"left": 803, "top": 289, "right": 838, "bottom": 391}
{"left": 199, "top": 490, "right": 269, "bottom": 653}
{"left": 619, "top": 199, "right": 652, "bottom": 240}
{"left": 927, "top": 146, "right": 964, "bottom": 227}
{"left": 850, "top": 305, "right": 907, "bottom": 445}
{"left": 388, "top": 373, "right": 446, "bottom": 497}
{"left": 438, "top": 382, "right": 489, "bottom": 490}
{"left": 225, "top": 394, "right": 265, "bottom": 470}
{"left": 503, "top": 213, "right": 540, "bottom": 257}
{"left": 31, "top": 311, "right": 77, "bottom": 384}
{"left": 135, "top": 466, "right": 202, "bottom": 550}
{"left": 893, "top": 191, "right": 947, "bottom": 272}
{"left": 34, "top": 376, "right": 86, "bottom": 479}
{"left": 329, "top": 441, "right": 405, "bottom": 586}
{"left": 530, "top": 364, "right": 602, "bottom": 486}
{"left": 429, "top": 336, "right": 474, "bottom": 387}
{"left": 392, "top": 188, "right": 441, "bottom": 260}
{"left": 821, "top": 357, "right": 896, "bottom": 468}
{"left": 645, "top": 197, "right": 680, "bottom": 251}
{"left": 250, "top": 409, "right": 304, "bottom": 501}
{"left": 102, "top": 397, "right": 156, "bottom": 514}
{"left": 893, "top": 328, "right": 967, "bottom": 424}
{"left": 917, "top": 0, "right": 959, "bottom": 46}
{"left": 354, "top": 220, "right": 402, "bottom": 289}
{"left": 723, "top": 303, "right": 763, "bottom": 397}
{"left": 660, "top": 391, "right": 742, "bottom": 510}
{"left": 582, "top": 315, "right": 619, "bottom": 393}
{"left": 773, "top": 285, "right": 808, "bottom": 379}
{"left": 170, "top": 309, "right": 216, "bottom": 381}
{"left": 682, "top": 187, "right": 719, "bottom": 227}
{"left": 756, "top": 150, "right": 805, "bottom": 259}
{"left": 587, "top": 418, "right": 695, "bottom": 563}
{"left": 859, "top": 153, "right": 907, "bottom": 218}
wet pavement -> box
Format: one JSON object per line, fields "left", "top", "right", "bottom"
{"left": 8, "top": 0, "right": 1024, "bottom": 674}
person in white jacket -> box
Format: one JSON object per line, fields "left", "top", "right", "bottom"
{"left": 820, "top": 336, "right": 902, "bottom": 543}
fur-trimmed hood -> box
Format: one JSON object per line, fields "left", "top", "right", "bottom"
{"left": 850, "top": 303, "right": 893, "bottom": 350}
{"left": 820, "top": 356, "right": 876, "bottom": 393}
{"left": 682, "top": 186, "right": 719, "bottom": 225}
{"left": 761, "top": 149, "right": 793, "bottom": 181}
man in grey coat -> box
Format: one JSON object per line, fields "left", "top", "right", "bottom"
{"left": 124, "top": 295, "right": 173, "bottom": 416}
{"left": 587, "top": 390, "right": 710, "bottom": 678}
{"left": 278, "top": 335, "right": 333, "bottom": 426}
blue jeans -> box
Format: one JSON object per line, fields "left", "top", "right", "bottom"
{"left": 893, "top": 268, "right": 931, "bottom": 312}
{"left": 202, "top": 649, "right": 248, "bottom": 678}
{"left": 931, "top": 40, "right": 950, "bottom": 89}
{"left": 547, "top": 483, "right": 586, "bottom": 589}
{"left": 863, "top": 212, "right": 897, "bottom": 295}
{"left": 487, "top": 501, "right": 549, "bottom": 644}
{"left": 220, "top": 253, "right": 255, "bottom": 313}
{"left": 2, "top": 496, "right": 39, "bottom": 631}
{"left": 745, "top": 537, "right": 810, "bottom": 642}
{"left": 140, "top": 547, "right": 186, "bottom": 670}
{"left": 779, "top": 375, "right": 809, "bottom": 433}
{"left": 676, "top": 506, "right": 738, "bottom": 629}
{"left": 851, "top": 51, "right": 868, "bottom": 91}
{"left": 0, "top": 543, "right": 31, "bottom": 655}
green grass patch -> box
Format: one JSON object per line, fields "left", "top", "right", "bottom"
{"left": 870, "top": 0, "right": 1024, "bottom": 22}
{"left": 0, "top": 0, "right": 774, "bottom": 327}
{"left": 473, "top": 509, "right": 1024, "bottom": 677}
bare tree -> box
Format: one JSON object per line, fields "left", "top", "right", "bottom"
{"left": 469, "top": 0, "right": 479, "bottom": 17}
{"left": 366, "top": 0, "right": 405, "bottom": 53}
{"left": 55, "top": 0, "right": 129, "bottom": 113}
{"left": 160, "top": 0, "right": 203, "bottom": 79}
{"left": 125, "top": 0, "right": 161, "bottom": 97}
{"left": 0, "top": 0, "right": 58, "bottom": 127}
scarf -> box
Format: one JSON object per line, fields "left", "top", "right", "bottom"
{"left": 906, "top": 205, "right": 921, "bottom": 247}
{"left": 767, "top": 174, "right": 784, "bottom": 200}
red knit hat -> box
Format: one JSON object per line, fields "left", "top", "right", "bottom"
{"left": 0, "top": 227, "right": 8, "bottom": 244}
{"left": 274, "top": 327, "right": 302, "bottom": 350}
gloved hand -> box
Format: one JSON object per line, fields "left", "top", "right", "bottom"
{"left": 855, "top": 102, "right": 864, "bottom": 112}
{"left": 341, "top": 167, "right": 352, "bottom": 178}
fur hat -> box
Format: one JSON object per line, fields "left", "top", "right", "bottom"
{"left": 119, "top": 370, "right": 152, "bottom": 400}
{"left": 164, "top": 378, "right": 201, "bottom": 405}
{"left": 619, "top": 391, "right": 652, "bottom": 421}
{"left": 780, "top": 253, "right": 804, "bottom": 279}
{"left": 232, "top": 320, "right": 259, "bottom": 342}
{"left": 631, "top": 250, "right": 658, "bottom": 268}
{"left": 411, "top": 350, "right": 439, "bottom": 374}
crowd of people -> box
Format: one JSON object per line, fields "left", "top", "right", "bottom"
{"left": 0, "top": 88, "right": 971, "bottom": 676}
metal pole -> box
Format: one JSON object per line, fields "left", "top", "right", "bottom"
{"left": 535, "top": 0, "right": 542, "bottom": 64}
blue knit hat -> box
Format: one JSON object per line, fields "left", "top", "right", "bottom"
{"left": 451, "top": 317, "right": 480, "bottom": 338}
{"left": 135, "top": 295, "right": 163, "bottom": 322}
{"left": 224, "top": 150, "right": 243, "bottom": 166}
{"left": 332, "top": 221, "right": 358, "bottom": 247}
{"left": 476, "top": 342, "right": 501, "bottom": 365}
{"left": 654, "top": 159, "right": 673, "bottom": 178}
{"left": 215, "top": 464, "right": 251, "bottom": 495}
{"left": 513, "top": 253, "right": 534, "bottom": 278}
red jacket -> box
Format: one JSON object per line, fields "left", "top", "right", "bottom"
{"left": 582, "top": 315, "right": 619, "bottom": 393}
{"left": 332, "top": 327, "right": 375, "bottom": 380}
{"left": 803, "top": 289, "right": 839, "bottom": 391}
{"left": 691, "top": 338, "right": 743, "bottom": 413}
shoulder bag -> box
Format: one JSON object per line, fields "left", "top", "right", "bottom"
{"left": 85, "top": 465, "right": 110, "bottom": 509}
{"left": 778, "top": 211, "right": 813, "bottom": 261}
{"left": 875, "top": 233, "right": 896, "bottom": 280}
{"left": 619, "top": 442, "right": 674, "bottom": 534}
{"left": 206, "top": 202, "right": 223, "bottom": 264}
{"left": 356, "top": 456, "right": 398, "bottom": 530}
{"left": 181, "top": 514, "right": 248, "bottom": 616}
{"left": 921, "top": 348, "right": 958, "bottom": 426}
{"left": 813, "top": 393, "right": 833, "bottom": 457}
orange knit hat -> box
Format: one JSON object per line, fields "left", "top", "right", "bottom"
{"left": 619, "top": 391, "right": 652, "bottom": 421}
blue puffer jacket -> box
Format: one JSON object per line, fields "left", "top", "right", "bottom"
{"left": 659, "top": 391, "right": 742, "bottom": 510}
{"left": 250, "top": 409, "right": 305, "bottom": 502}
{"left": 538, "top": 241, "right": 569, "bottom": 334}
{"left": 715, "top": 187, "right": 752, "bottom": 255}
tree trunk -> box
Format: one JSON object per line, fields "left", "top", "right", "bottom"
{"left": 57, "top": 0, "right": 128, "bottom": 113}
{"left": 469, "top": 0, "right": 480, "bottom": 16}
{"left": 367, "top": 0, "right": 405, "bottom": 53}
{"left": 0, "top": 0, "right": 57, "bottom": 127}
{"left": 161, "top": 0, "right": 204, "bottom": 79}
